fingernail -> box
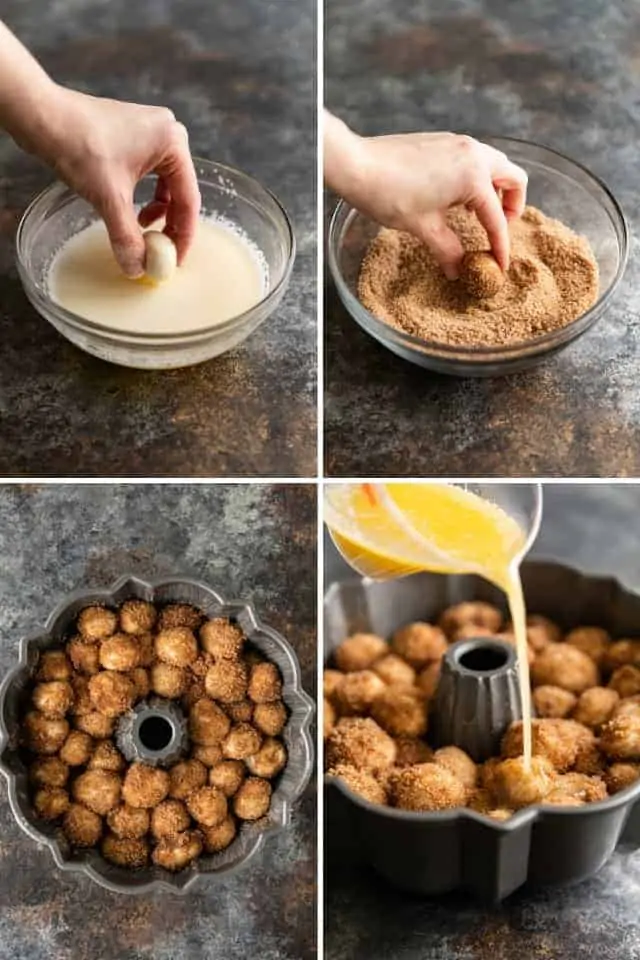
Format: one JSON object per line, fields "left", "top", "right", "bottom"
{"left": 113, "top": 245, "right": 144, "bottom": 279}
{"left": 444, "top": 265, "right": 459, "bottom": 281}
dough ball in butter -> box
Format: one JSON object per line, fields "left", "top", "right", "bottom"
{"left": 143, "top": 231, "right": 177, "bottom": 283}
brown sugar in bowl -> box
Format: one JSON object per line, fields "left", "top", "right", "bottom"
{"left": 328, "top": 137, "right": 627, "bottom": 377}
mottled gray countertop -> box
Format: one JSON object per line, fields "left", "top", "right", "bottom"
{"left": 325, "top": 0, "right": 640, "bottom": 478}
{"left": 325, "top": 484, "right": 640, "bottom": 959}
{"left": 0, "top": 483, "right": 316, "bottom": 960}
{"left": 0, "top": 0, "right": 316, "bottom": 478}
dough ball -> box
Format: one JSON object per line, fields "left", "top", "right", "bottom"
{"left": 460, "top": 251, "right": 505, "bottom": 298}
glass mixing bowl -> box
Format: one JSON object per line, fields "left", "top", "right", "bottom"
{"left": 16, "top": 158, "right": 295, "bottom": 370}
{"left": 328, "top": 137, "right": 628, "bottom": 377}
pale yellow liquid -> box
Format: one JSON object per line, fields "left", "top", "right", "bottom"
{"left": 48, "top": 218, "right": 267, "bottom": 335}
{"left": 325, "top": 483, "right": 533, "bottom": 768}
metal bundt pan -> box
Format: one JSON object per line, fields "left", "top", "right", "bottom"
{"left": 324, "top": 561, "right": 640, "bottom": 902}
{"left": 0, "top": 574, "right": 315, "bottom": 895}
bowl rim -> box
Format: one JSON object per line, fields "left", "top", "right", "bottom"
{"left": 323, "top": 559, "right": 640, "bottom": 828}
{"left": 0, "top": 573, "right": 315, "bottom": 895}
{"left": 15, "top": 157, "right": 296, "bottom": 344}
{"left": 327, "top": 135, "right": 630, "bottom": 361}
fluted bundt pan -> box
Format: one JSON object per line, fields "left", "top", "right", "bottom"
{"left": 0, "top": 574, "right": 314, "bottom": 894}
{"left": 324, "top": 561, "right": 640, "bottom": 902}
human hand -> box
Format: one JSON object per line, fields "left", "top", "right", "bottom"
{"left": 325, "top": 115, "right": 527, "bottom": 279}
{"left": 23, "top": 87, "right": 201, "bottom": 278}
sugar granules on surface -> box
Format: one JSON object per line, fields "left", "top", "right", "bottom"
{"left": 357, "top": 206, "right": 599, "bottom": 348}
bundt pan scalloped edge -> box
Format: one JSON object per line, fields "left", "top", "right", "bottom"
{"left": 324, "top": 561, "right": 640, "bottom": 902}
{"left": 0, "top": 574, "right": 315, "bottom": 895}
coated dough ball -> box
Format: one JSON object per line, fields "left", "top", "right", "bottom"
{"left": 32, "top": 680, "right": 74, "bottom": 718}
{"left": 128, "top": 667, "right": 150, "bottom": 700}
{"left": 234, "top": 777, "right": 272, "bottom": 820}
{"left": 88, "top": 671, "right": 135, "bottom": 717}
{"left": 152, "top": 831, "right": 202, "bottom": 871}
{"left": 143, "top": 230, "right": 177, "bottom": 282}
{"left": 189, "top": 698, "right": 231, "bottom": 745}
{"left": 205, "top": 661, "right": 248, "bottom": 703}
{"left": 200, "top": 619, "right": 245, "bottom": 659}
{"left": 30, "top": 757, "right": 69, "bottom": 789}
{"left": 371, "top": 687, "right": 428, "bottom": 738}
{"left": 208, "top": 760, "right": 246, "bottom": 797}
{"left": 34, "top": 787, "right": 70, "bottom": 820}
{"left": 493, "top": 756, "right": 555, "bottom": 809}
{"left": 151, "top": 799, "right": 191, "bottom": 839}
{"left": 63, "top": 803, "right": 102, "bottom": 847}
{"left": 168, "top": 759, "right": 208, "bottom": 800}
{"left": 391, "top": 622, "right": 447, "bottom": 668}
{"left": 102, "top": 834, "right": 149, "bottom": 869}
{"left": 222, "top": 722, "right": 262, "bottom": 760}
{"left": 334, "top": 633, "right": 387, "bottom": 673}
{"left": 158, "top": 604, "right": 203, "bottom": 631}
{"left": 107, "top": 804, "right": 150, "bottom": 840}
{"left": 192, "top": 744, "right": 223, "bottom": 768}
{"left": 77, "top": 606, "right": 117, "bottom": 642}
{"left": 119, "top": 599, "right": 157, "bottom": 635}
{"left": 36, "top": 650, "right": 72, "bottom": 682}
{"left": 155, "top": 627, "right": 198, "bottom": 668}
{"left": 151, "top": 663, "right": 187, "bottom": 699}
{"left": 253, "top": 702, "right": 287, "bottom": 737}
{"left": 122, "top": 763, "right": 170, "bottom": 808}
{"left": 73, "top": 770, "right": 121, "bottom": 815}
{"left": 390, "top": 763, "right": 466, "bottom": 811}
{"left": 60, "top": 730, "right": 94, "bottom": 766}
{"left": 67, "top": 638, "right": 100, "bottom": 676}
{"left": 247, "top": 662, "right": 282, "bottom": 703}
{"left": 325, "top": 717, "right": 397, "bottom": 774}
{"left": 75, "top": 711, "right": 115, "bottom": 739}
{"left": 460, "top": 251, "right": 504, "bottom": 298}
{"left": 23, "top": 711, "right": 69, "bottom": 755}
{"left": 99, "top": 634, "right": 140, "bottom": 671}
{"left": 531, "top": 643, "right": 599, "bottom": 693}
{"left": 186, "top": 785, "right": 228, "bottom": 827}
{"left": 245, "top": 738, "right": 287, "bottom": 779}
{"left": 89, "top": 741, "right": 125, "bottom": 772}
{"left": 334, "top": 670, "right": 386, "bottom": 715}
{"left": 202, "top": 815, "right": 237, "bottom": 853}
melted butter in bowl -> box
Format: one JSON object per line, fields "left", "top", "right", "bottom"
{"left": 47, "top": 217, "right": 268, "bottom": 336}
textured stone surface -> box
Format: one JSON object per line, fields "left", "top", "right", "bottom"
{"left": 325, "top": 483, "right": 640, "bottom": 959}
{"left": 325, "top": 0, "right": 640, "bottom": 478}
{"left": 0, "top": 0, "right": 316, "bottom": 477}
{"left": 0, "top": 483, "right": 316, "bottom": 959}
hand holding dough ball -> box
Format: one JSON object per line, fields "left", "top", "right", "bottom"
{"left": 143, "top": 230, "right": 177, "bottom": 283}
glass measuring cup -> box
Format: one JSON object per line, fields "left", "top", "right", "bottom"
{"left": 324, "top": 482, "right": 543, "bottom": 581}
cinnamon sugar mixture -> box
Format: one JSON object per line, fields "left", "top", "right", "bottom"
{"left": 357, "top": 206, "right": 599, "bottom": 347}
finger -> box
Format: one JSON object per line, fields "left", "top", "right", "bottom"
{"left": 138, "top": 177, "right": 171, "bottom": 228}
{"left": 100, "top": 185, "right": 146, "bottom": 278}
{"left": 489, "top": 156, "right": 528, "bottom": 220}
{"left": 412, "top": 212, "right": 465, "bottom": 280}
{"left": 155, "top": 124, "right": 201, "bottom": 264}
{"left": 470, "top": 182, "right": 511, "bottom": 271}
{"left": 138, "top": 199, "right": 169, "bottom": 228}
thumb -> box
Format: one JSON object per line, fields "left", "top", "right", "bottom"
{"left": 411, "top": 212, "right": 464, "bottom": 280}
{"left": 100, "top": 187, "right": 146, "bottom": 278}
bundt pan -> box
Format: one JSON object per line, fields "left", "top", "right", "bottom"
{"left": 0, "top": 574, "right": 315, "bottom": 895}
{"left": 324, "top": 561, "right": 640, "bottom": 902}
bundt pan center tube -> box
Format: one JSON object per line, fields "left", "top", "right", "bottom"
{"left": 0, "top": 574, "right": 315, "bottom": 895}
{"left": 324, "top": 561, "right": 640, "bottom": 902}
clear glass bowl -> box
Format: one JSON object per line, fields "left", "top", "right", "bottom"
{"left": 328, "top": 137, "right": 628, "bottom": 377}
{"left": 16, "top": 158, "right": 296, "bottom": 370}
